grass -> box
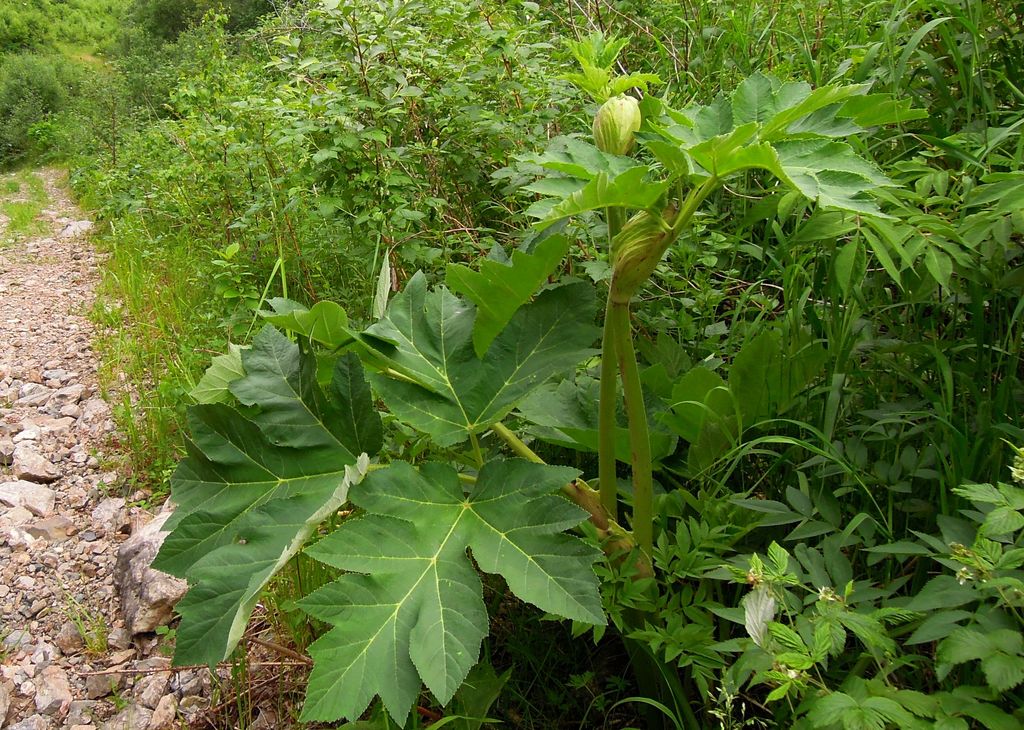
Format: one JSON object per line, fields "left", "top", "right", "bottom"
{"left": 89, "top": 214, "right": 226, "bottom": 490}
{"left": 0, "top": 169, "right": 49, "bottom": 244}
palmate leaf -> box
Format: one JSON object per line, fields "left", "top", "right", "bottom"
{"left": 517, "top": 374, "right": 677, "bottom": 465}
{"left": 446, "top": 233, "right": 571, "bottom": 357}
{"left": 533, "top": 167, "right": 670, "bottom": 229}
{"left": 154, "top": 330, "right": 381, "bottom": 665}
{"left": 298, "top": 458, "right": 605, "bottom": 723}
{"left": 362, "top": 273, "right": 599, "bottom": 446}
{"left": 190, "top": 343, "right": 247, "bottom": 404}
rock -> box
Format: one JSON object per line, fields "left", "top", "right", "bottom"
{"left": 98, "top": 704, "right": 152, "bottom": 730}
{"left": 133, "top": 672, "right": 169, "bottom": 709}
{"left": 0, "top": 437, "right": 14, "bottom": 465}
{"left": 0, "top": 481, "right": 56, "bottom": 517}
{"left": 49, "top": 384, "right": 86, "bottom": 408}
{"left": 250, "top": 706, "right": 278, "bottom": 730}
{"left": 65, "top": 700, "right": 99, "bottom": 725}
{"left": 90, "top": 498, "right": 125, "bottom": 534}
{"left": 6, "top": 715, "right": 49, "bottom": 730}
{"left": 106, "top": 628, "right": 131, "bottom": 652}
{"left": 59, "top": 220, "right": 93, "bottom": 238}
{"left": 106, "top": 649, "right": 135, "bottom": 666}
{"left": 114, "top": 512, "right": 187, "bottom": 635}
{"left": 11, "top": 446, "right": 59, "bottom": 484}
{"left": 25, "top": 515, "right": 75, "bottom": 542}
{"left": 13, "top": 428, "right": 40, "bottom": 443}
{"left": 146, "top": 695, "right": 176, "bottom": 730}
{"left": 14, "top": 384, "right": 52, "bottom": 408}
{"left": 1, "top": 505, "right": 34, "bottom": 525}
{"left": 21, "top": 416, "right": 75, "bottom": 437}
{"left": 84, "top": 672, "right": 121, "bottom": 700}
{"left": 79, "top": 399, "right": 108, "bottom": 423}
{"left": 4, "top": 525, "right": 38, "bottom": 549}
{"left": 0, "top": 680, "right": 11, "bottom": 726}
{"left": 59, "top": 404, "right": 81, "bottom": 419}
{"left": 34, "top": 666, "right": 72, "bottom": 716}
{"left": 54, "top": 622, "right": 85, "bottom": 655}
{"left": 2, "top": 629, "right": 33, "bottom": 651}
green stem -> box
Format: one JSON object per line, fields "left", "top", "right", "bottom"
{"left": 598, "top": 290, "right": 620, "bottom": 519}
{"left": 491, "top": 422, "right": 609, "bottom": 532}
{"left": 598, "top": 206, "right": 625, "bottom": 522}
{"left": 469, "top": 432, "right": 484, "bottom": 467}
{"left": 609, "top": 302, "right": 654, "bottom": 558}
{"left": 491, "top": 422, "right": 543, "bottom": 464}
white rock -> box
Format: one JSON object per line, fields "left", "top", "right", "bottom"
{"left": 0, "top": 481, "right": 56, "bottom": 517}
{"left": 90, "top": 498, "right": 126, "bottom": 533}
{"left": 12, "top": 446, "right": 59, "bottom": 484}
{"left": 146, "top": 694, "right": 177, "bottom": 730}
{"left": 34, "top": 666, "right": 72, "bottom": 715}
{"left": 114, "top": 511, "right": 187, "bottom": 635}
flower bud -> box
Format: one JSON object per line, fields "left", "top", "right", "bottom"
{"left": 593, "top": 94, "right": 641, "bottom": 156}
{"left": 609, "top": 206, "right": 676, "bottom": 303}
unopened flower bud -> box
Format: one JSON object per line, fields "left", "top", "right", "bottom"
{"left": 609, "top": 206, "right": 676, "bottom": 303}
{"left": 593, "top": 95, "right": 641, "bottom": 156}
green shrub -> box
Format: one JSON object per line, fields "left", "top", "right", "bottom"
{"left": 129, "top": 0, "right": 273, "bottom": 40}
{"left": 0, "top": 54, "right": 80, "bottom": 161}
{"left": 0, "top": 2, "right": 49, "bottom": 53}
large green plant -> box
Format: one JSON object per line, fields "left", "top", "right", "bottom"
{"left": 156, "top": 38, "right": 923, "bottom": 725}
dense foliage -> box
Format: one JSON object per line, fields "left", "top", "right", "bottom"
{"left": 8, "top": 0, "right": 1024, "bottom": 727}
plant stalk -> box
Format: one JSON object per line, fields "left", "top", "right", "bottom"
{"left": 598, "top": 290, "right": 620, "bottom": 518}
{"left": 609, "top": 302, "right": 654, "bottom": 557}
{"left": 598, "top": 206, "right": 626, "bottom": 519}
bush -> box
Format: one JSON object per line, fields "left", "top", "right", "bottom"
{"left": 0, "top": 2, "right": 49, "bottom": 53}
{"left": 130, "top": 0, "right": 274, "bottom": 40}
{"left": 0, "top": 54, "right": 78, "bottom": 162}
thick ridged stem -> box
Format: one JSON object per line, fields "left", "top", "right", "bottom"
{"left": 599, "top": 207, "right": 626, "bottom": 518}
{"left": 609, "top": 302, "right": 654, "bottom": 558}
{"left": 598, "top": 290, "right": 620, "bottom": 518}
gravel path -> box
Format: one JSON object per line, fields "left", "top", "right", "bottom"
{"left": 0, "top": 169, "right": 197, "bottom": 730}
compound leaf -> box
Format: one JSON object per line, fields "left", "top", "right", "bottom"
{"left": 230, "top": 327, "right": 382, "bottom": 454}
{"left": 190, "top": 343, "right": 247, "bottom": 404}
{"left": 155, "top": 333, "right": 379, "bottom": 665}
{"left": 299, "top": 459, "right": 604, "bottom": 723}
{"left": 446, "top": 233, "right": 571, "bottom": 357}
{"left": 362, "top": 274, "right": 598, "bottom": 446}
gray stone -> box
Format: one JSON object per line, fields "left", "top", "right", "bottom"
{"left": 0, "top": 481, "right": 56, "bottom": 517}
{"left": 65, "top": 700, "right": 99, "bottom": 725}
{"left": 0, "top": 680, "right": 11, "bottom": 727}
{"left": 59, "top": 220, "right": 93, "bottom": 239}
{"left": 85, "top": 671, "right": 121, "bottom": 700}
{"left": 49, "top": 384, "right": 86, "bottom": 408}
{"left": 13, "top": 428, "right": 40, "bottom": 443}
{"left": 1, "top": 505, "right": 34, "bottom": 525}
{"left": 34, "top": 665, "right": 72, "bottom": 715}
{"left": 133, "top": 671, "right": 169, "bottom": 709}
{"left": 114, "top": 512, "right": 187, "bottom": 635}
{"left": 4, "top": 525, "right": 38, "bottom": 549}
{"left": 11, "top": 446, "right": 59, "bottom": 484}
{"left": 98, "top": 704, "right": 152, "bottom": 730}
{"left": 90, "top": 498, "right": 125, "bottom": 533}
{"left": 79, "top": 399, "right": 108, "bottom": 423}
{"left": 146, "top": 695, "right": 176, "bottom": 730}
{"left": 2, "top": 629, "right": 33, "bottom": 651}
{"left": 106, "top": 627, "right": 132, "bottom": 651}
{"left": 14, "top": 384, "right": 52, "bottom": 408}
{"left": 6, "top": 715, "right": 49, "bottom": 730}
